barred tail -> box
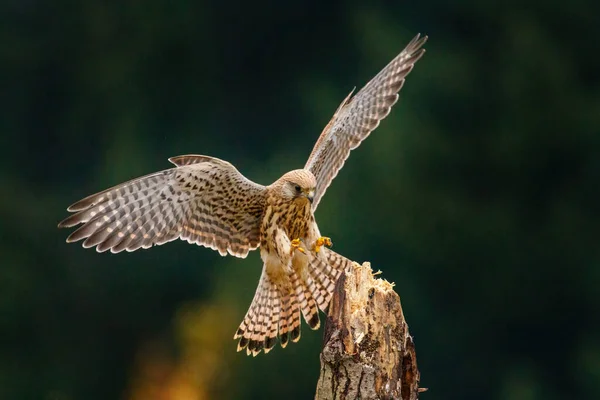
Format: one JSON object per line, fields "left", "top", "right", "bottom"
{"left": 279, "top": 276, "right": 302, "bottom": 348}
{"left": 234, "top": 250, "right": 353, "bottom": 356}
{"left": 292, "top": 269, "right": 321, "bottom": 331}
{"left": 234, "top": 269, "right": 274, "bottom": 356}
{"left": 233, "top": 267, "right": 303, "bottom": 356}
{"left": 308, "top": 249, "right": 353, "bottom": 311}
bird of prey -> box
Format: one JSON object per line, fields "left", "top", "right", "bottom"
{"left": 58, "top": 34, "right": 427, "bottom": 356}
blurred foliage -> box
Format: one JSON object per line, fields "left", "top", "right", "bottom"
{"left": 1, "top": 0, "right": 599, "bottom": 399}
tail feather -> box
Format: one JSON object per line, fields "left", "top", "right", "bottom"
{"left": 247, "top": 297, "right": 266, "bottom": 356}
{"left": 234, "top": 270, "right": 269, "bottom": 354}
{"left": 247, "top": 277, "right": 273, "bottom": 356}
{"left": 234, "top": 250, "right": 353, "bottom": 356}
{"left": 278, "top": 284, "right": 292, "bottom": 348}
{"left": 288, "top": 272, "right": 303, "bottom": 343}
{"left": 294, "top": 272, "right": 321, "bottom": 330}
{"left": 259, "top": 289, "right": 273, "bottom": 354}
{"left": 289, "top": 302, "right": 301, "bottom": 343}
{"left": 308, "top": 267, "right": 333, "bottom": 311}
{"left": 325, "top": 249, "right": 354, "bottom": 278}
{"left": 306, "top": 256, "right": 338, "bottom": 311}
{"left": 308, "top": 249, "right": 353, "bottom": 311}
{"left": 264, "top": 286, "right": 279, "bottom": 353}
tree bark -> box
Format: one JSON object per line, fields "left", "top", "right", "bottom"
{"left": 315, "top": 262, "right": 424, "bottom": 400}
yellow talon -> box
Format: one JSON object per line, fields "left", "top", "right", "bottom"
{"left": 291, "top": 238, "right": 306, "bottom": 254}
{"left": 313, "top": 236, "right": 332, "bottom": 253}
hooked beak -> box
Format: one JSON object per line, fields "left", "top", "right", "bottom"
{"left": 307, "top": 189, "right": 315, "bottom": 204}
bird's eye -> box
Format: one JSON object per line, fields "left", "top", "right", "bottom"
{"left": 294, "top": 185, "right": 301, "bottom": 192}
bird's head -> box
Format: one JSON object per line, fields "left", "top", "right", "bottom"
{"left": 276, "top": 169, "right": 317, "bottom": 204}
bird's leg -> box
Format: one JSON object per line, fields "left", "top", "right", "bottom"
{"left": 313, "top": 236, "right": 332, "bottom": 253}
{"left": 290, "top": 238, "right": 306, "bottom": 255}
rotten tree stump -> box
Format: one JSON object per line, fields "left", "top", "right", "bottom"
{"left": 315, "top": 262, "right": 424, "bottom": 400}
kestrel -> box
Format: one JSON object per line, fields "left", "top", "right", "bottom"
{"left": 59, "top": 34, "right": 427, "bottom": 356}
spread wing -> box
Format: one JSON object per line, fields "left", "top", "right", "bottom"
{"left": 304, "top": 34, "right": 427, "bottom": 210}
{"left": 58, "top": 155, "right": 266, "bottom": 258}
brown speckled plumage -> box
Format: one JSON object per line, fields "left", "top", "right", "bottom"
{"left": 58, "top": 35, "right": 427, "bottom": 356}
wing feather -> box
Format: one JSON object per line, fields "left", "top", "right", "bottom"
{"left": 58, "top": 155, "right": 266, "bottom": 258}
{"left": 305, "top": 34, "right": 427, "bottom": 209}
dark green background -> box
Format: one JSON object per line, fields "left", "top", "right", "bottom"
{"left": 2, "top": 1, "right": 599, "bottom": 399}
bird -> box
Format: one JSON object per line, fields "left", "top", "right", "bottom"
{"left": 58, "top": 34, "right": 427, "bottom": 356}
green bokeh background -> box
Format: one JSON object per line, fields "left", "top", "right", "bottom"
{"left": 2, "top": 1, "right": 599, "bottom": 399}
